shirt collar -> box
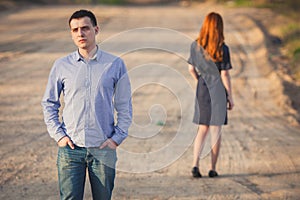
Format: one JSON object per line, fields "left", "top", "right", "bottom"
{"left": 75, "top": 45, "right": 101, "bottom": 62}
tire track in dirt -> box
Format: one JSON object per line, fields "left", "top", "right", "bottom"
{"left": 229, "top": 12, "right": 298, "bottom": 172}
{"left": 223, "top": 11, "right": 300, "bottom": 198}
{"left": 116, "top": 5, "right": 300, "bottom": 199}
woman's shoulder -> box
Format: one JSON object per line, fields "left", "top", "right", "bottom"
{"left": 191, "top": 40, "right": 198, "bottom": 48}
{"left": 222, "top": 43, "right": 230, "bottom": 51}
{"left": 191, "top": 40, "right": 204, "bottom": 53}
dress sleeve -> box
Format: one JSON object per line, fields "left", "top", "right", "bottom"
{"left": 187, "top": 42, "right": 196, "bottom": 66}
{"left": 220, "top": 44, "right": 232, "bottom": 71}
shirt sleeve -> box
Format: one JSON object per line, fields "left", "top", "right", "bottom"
{"left": 111, "top": 59, "right": 132, "bottom": 145}
{"left": 41, "top": 61, "right": 66, "bottom": 142}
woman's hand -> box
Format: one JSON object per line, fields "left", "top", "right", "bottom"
{"left": 227, "top": 96, "right": 234, "bottom": 110}
{"left": 188, "top": 64, "right": 199, "bottom": 82}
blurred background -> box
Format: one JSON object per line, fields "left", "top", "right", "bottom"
{"left": 1, "top": 0, "right": 299, "bottom": 81}
{"left": 1, "top": 0, "right": 300, "bottom": 199}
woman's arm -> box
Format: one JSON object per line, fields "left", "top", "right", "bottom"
{"left": 188, "top": 64, "right": 199, "bottom": 82}
{"left": 220, "top": 70, "right": 234, "bottom": 110}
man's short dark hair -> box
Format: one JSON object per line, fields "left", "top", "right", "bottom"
{"left": 69, "top": 9, "right": 97, "bottom": 27}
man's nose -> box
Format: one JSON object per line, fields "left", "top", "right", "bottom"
{"left": 78, "top": 28, "right": 84, "bottom": 36}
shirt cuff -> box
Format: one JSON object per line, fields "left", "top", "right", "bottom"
{"left": 111, "top": 126, "right": 128, "bottom": 145}
{"left": 53, "top": 129, "right": 66, "bottom": 143}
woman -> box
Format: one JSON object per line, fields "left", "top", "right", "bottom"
{"left": 188, "top": 12, "right": 234, "bottom": 178}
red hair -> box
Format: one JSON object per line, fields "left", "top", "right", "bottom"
{"left": 197, "top": 12, "right": 224, "bottom": 62}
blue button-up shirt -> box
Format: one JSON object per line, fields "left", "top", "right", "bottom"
{"left": 42, "top": 48, "right": 132, "bottom": 147}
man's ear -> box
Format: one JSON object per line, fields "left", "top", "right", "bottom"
{"left": 95, "top": 26, "right": 99, "bottom": 35}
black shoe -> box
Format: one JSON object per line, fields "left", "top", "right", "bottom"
{"left": 208, "top": 170, "right": 218, "bottom": 178}
{"left": 192, "top": 167, "right": 202, "bottom": 178}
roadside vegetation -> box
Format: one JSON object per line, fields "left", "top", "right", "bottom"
{"left": 220, "top": 0, "right": 300, "bottom": 123}
{"left": 219, "top": 0, "right": 300, "bottom": 80}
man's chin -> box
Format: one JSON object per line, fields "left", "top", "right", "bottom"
{"left": 77, "top": 44, "right": 88, "bottom": 49}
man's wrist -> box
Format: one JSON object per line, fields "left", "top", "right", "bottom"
{"left": 57, "top": 136, "right": 66, "bottom": 143}
{"left": 109, "top": 138, "right": 118, "bottom": 146}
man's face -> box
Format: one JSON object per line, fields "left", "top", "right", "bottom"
{"left": 70, "top": 17, "right": 99, "bottom": 50}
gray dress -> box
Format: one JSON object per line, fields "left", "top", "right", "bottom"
{"left": 188, "top": 41, "right": 232, "bottom": 125}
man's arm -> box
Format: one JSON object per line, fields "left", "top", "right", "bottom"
{"left": 41, "top": 63, "right": 66, "bottom": 142}
{"left": 111, "top": 59, "right": 132, "bottom": 145}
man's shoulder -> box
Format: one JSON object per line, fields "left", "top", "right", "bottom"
{"left": 54, "top": 51, "right": 77, "bottom": 64}
{"left": 98, "top": 49, "right": 125, "bottom": 67}
{"left": 99, "top": 49, "right": 122, "bottom": 62}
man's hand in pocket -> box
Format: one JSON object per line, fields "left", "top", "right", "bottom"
{"left": 100, "top": 139, "right": 118, "bottom": 150}
{"left": 57, "top": 136, "right": 75, "bottom": 149}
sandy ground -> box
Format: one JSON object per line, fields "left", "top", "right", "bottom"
{"left": 0, "top": 2, "right": 300, "bottom": 200}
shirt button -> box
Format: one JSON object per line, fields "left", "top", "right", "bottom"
{"left": 85, "top": 79, "right": 89, "bottom": 87}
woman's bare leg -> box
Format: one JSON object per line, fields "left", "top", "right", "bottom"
{"left": 210, "top": 125, "right": 222, "bottom": 171}
{"left": 192, "top": 125, "right": 209, "bottom": 168}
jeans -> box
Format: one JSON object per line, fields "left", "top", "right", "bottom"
{"left": 57, "top": 145, "right": 117, "bottom": 200}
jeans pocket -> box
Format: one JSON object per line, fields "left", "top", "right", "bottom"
{"left": 105, "top": 145, "right": 117, "bottom": 151}
{"left": 91, "top": 148, "right": 117, "bottom": 169}
{"left": 58, "top": 144, "right": 68, "bottom": 148}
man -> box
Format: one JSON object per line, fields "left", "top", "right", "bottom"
{"left": 42, "top": 10, "right": 132, "bottom": 200}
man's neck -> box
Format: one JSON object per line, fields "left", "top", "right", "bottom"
{"left": 78, "top": 45, "right": 97, "bottom": 60}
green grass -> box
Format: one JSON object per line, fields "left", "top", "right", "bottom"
{"left": 231, "top": 0, "right": 254, "bottom": 7}
{"left": 81, "top": 0, "right": 125, "bottom": 4}
{"left": 11, "top": 0, "right": 126, "bottom": 5}
{"left": 282, "top": 23, "right": 300, "bottom": 56}
{"left": 280, "top": 22, "right": 300, "bottom": 80}
{"left": 291, "top": 45, "right": 300, "bottom": 80}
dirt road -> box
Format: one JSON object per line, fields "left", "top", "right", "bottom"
{"left": 0, "top": 3, "right": 299, "bottom": 200}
